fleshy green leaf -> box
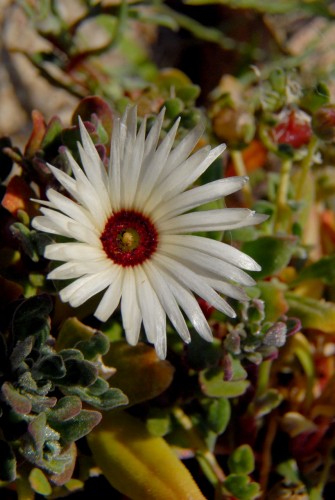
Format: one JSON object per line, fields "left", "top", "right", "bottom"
{"left": 224, "top": 473, "right": 261, "bottom": 500}
{"left": 286, "top": 293, "right": 335, "bottom": 333}
{"left": 294, "top": 254, "right": 335, "bottom": 285}
{"left": 228, "top": 445, "right": 255, "bottom": 475}
{"left": 0, "top": 440, "right": 16, "bottom": 482}
{"left": 242, "top": 236, "right": 298, "bottom": 279}
{"left": 206, "top": 398, "right": 231, "bottom": 434}
{"left": 200, "top": 368, "right": 250, "bottom": 398}
{"left": 29, "top": 468, "right": 52, "bottom": 496}
{"left": 51, "top": 410, "right": 102, "bottom": 444}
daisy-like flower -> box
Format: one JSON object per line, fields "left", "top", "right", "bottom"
{"left": 32, "top": 107, "right": 266, "bottom": 359}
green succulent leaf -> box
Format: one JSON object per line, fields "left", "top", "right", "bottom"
{"left": 228, "top": 445, "right": 255, "bottom": 475}
{"left": 242, "top": 236, "right": 298, "bottom": 279}
{"left": 29, "top": 467, "right": 52, "bottom": 496}
{"left": 200, "top": 367, "right": 250, "bottom": 398}
{"left": 286, "top": 293, "right": 335, "bottom": 333}
{"left": 0, "top": 440, "right": 16, "bottom": 482}
{"left": 48, "top": 396, "right": 82, "bottom": 423}
{"left": 293, "top": 254, "right": 335, "bottom": 285}
{"left": 206, "top": 398, "right": 231, "bottom": 434}
{"left": 224, "top": 473, "right": 261, "bottom": 500}
{"left": 1, "top": 381, "right": 32, "bottom": 415}
{"left": 12, "top": 295, "right": 53, "bottom": 345}
{"left": 51, "top": 409, "right": 102, "bottom": 444}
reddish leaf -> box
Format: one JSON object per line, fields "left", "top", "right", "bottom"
{"left": 1, "top": 175, "right": 37, "bottom": 217}
{"left": 24, "top": 110, "right": 46, "bottom": 157}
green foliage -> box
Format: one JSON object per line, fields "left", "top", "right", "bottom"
{"left": 0, "top": 295, "right": 127, "bottom": 485}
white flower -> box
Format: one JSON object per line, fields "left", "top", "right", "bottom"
{"left": 32, "top": 107, "right": 266, "bottom": 359}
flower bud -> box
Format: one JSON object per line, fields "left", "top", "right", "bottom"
{"left": 312, "top": 104, "right": 335, "bottom": 141}
{"left": 272, "top": 109, "right": 312, "bottom": 148}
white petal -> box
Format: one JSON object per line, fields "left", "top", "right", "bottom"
{"left": 153, "top": 253, "right": 236, "bottom": 318}
{"left": 155, "top": 143, "right": 226, "bottom": 202}
{"left": 77, "top": 141, "right": 111, "bottom": 214}
{"left": 137, "top": 118, "right": 180, "bottom": 202}
{"left": 60, "top": 267, "right": 115, "bottom": 307}
{"left": 206, "top": 277, "right": 248, "bottom": 301}
{"left": 121, "top": 268, "right": 142, "bottom": 346}
{"left": 159, "top": 208, "right": 255, "bottom": 234}
{"left": 94, "top": 267, "right": 124, "bottom": 321}
{"left": 45, "top": 243, "right": 105, "bottom": 261}
{"left": 46, "top": 164, "right": 78, "bottom": 198}
{"left": 154, "top": 264, "right": 213, "bottom": 341}
{"left": 163, "top": 121, "right": 205, "bottom": 176}
{"left": 160, "top": 243, "right": 255, "bottom": 286}
{"left": 153, "top": 177, "right": 248, "bottom": 222}
{"left": 45, "top": 189, "right": 97, "bottom": 231}
{"left": 38, "top": 208, "right": 100, "bottom": 245}
{"left": 48, "top": 260, "right": 108, "bottom": 280}
{"left": 142, "top": 107, "right": 165, "bottom": 165}
{"left": 122, "top": 116, "right": 147, "bottom": 209}
{"left": 144, "top": 261, "right": 191, "bottom": 343}
{"left": 108, "top": 116, "right": 121, "bottom": 211}
{"left": 160, "top": 234, "right": 260, "bottom": 271}
{"left": 134, "top": 266, "right": 167, "bottom": 358}
{"left": 65, "top": 150, "right": 108, "bottom": 226}
{"left": 78, "top": 117, "right": 110, "bottom": 211}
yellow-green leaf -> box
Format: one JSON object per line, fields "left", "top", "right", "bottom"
{"left": 286, "top": 293, "right": 335, "bottom": 333}
{"left": 87, "top": 411, "right": 205, "bottom": 500}
{"left": 103, "top": 341, "right": 174, "bottom": 406}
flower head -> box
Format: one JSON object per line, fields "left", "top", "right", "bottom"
{"left": 32, "top": 107, "right": 266, "bottom": 358}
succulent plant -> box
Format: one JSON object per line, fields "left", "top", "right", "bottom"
{"left": 0, "top": 294, "right": 127, "bottom": 485}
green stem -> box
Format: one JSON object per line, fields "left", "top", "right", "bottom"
{"left": 256, "top": 359, "right": 272, "bottom": 399}
{"left": 296, "top": 136, "right": 319, "bottom": 201}
{"left": 172, "top": 407, "right": 226, "bottom": 486}
{"left": 274, "top": 158, "right": 292, "bottom": 232}
{"left": 230, "top": 150, "right": 253, "bottom": 207}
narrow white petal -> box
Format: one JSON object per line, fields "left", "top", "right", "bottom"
{"left": 138, "top": 118, "right": 180, "bottom": 201}
{"left": 164, "top": 121, "right": 205, "bottom": 175}
{"left": 60, "top": 267, "right": 115, "bottom": 307}
{"left": 39, "top": 208, "right": 100, "bottom": 245}
{"left": 159, "top": 208, "right": 255, "bottom": 234}
{"left": 45, "top": 243, "right": 105, "bottom": 261}
{"left": 160, "top": 243, "right": 255, "bottom": 286}
{"left": 48, "top": 259, "right": 108, "bottom": 280}
{"left": 108, "top": 116, "right": 121, "bottom": 211}
{"left": 160, "top": 234, "right": 261, "bottom": 271}
{"left": 144, "top": 146, "right": 210, "bottom": 213}
{"left": 94, "top": 267, "right": 124, "bottom": 321}
{"left": 206, "top": 277, "right": 248, "bottom": 301}
{"left": 121, "top": 268, "right": 142, "bottom": 346}
{"left": 155, "top": 264, "right": 213, "bottom": 341}
{"left": 142, "top": 107, "right": 165, "bottom": 165}
{"left": 77, "top": 142, "right": 111, "bottom": 214}
{"left": 123, "top": 117, "right": 147, "bottom": 209}
{"left": 46, "top": 189, "right": 97, "bottom": 231}
{"left": 65, "top": 150, "right": 108, "bottom": 226}
{"left": 153, "top": 177, "right": 248, "bottom": 222}
{"left": 143, "top": 261, "right": 191, "bottom": 343}
{"left": 78, "top": 117, "right": 110, "bottom": 207}
{"left": 134, "top": 266, "right": 167, "bottom": 358}
{"left": 156, "top": 143, "right": 226, "bottom": 202}
{"left": 153, "top": 253, "right": 236, "bottom": 318}
{"left": 47, "top": 164, "right": 78, "bottom": 198}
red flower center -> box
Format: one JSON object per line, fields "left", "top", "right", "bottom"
{"left": 101, "top": 210, "right": 158, "bottom": 267}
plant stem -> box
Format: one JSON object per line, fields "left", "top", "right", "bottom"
{"left": 172, "top": 407, "right": 226, "bottom": 486}
{"left": 296, "top": 136, "right": 318, "bottom": 201}
{"left": 274, "top": 158, "right": 292, "bottom": 232}
{"left": 230, "top": 150, "right": 253, "bottom": 206}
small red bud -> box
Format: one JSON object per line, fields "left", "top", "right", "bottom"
{"left": 272, "top": 110, "right": 312, "bottom": 148}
